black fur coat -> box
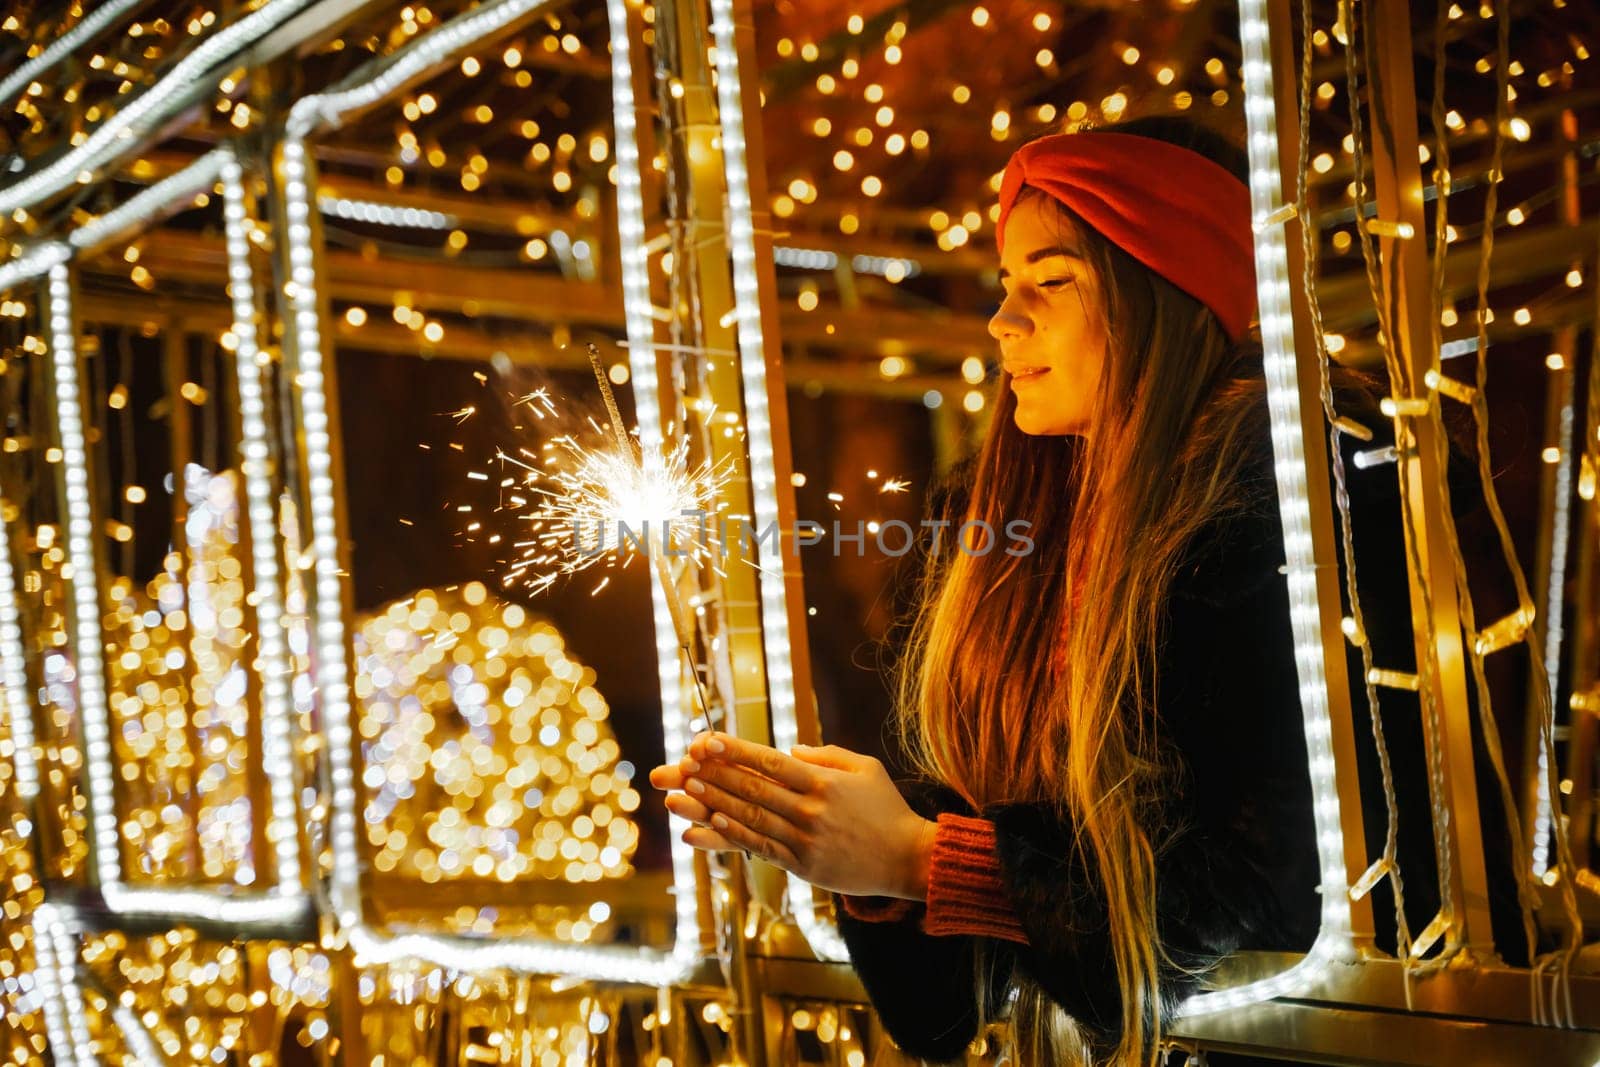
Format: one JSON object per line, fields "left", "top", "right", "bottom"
{"left": 834, "top": 420, "right": 1529, "bottom": 1063}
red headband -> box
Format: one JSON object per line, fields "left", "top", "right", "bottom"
{"left": 996, "top": 131, "right": 1257, "bottom": 341}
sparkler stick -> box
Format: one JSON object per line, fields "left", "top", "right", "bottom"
{"left": 582, "top": 344, "right": 720, "bottom": 730}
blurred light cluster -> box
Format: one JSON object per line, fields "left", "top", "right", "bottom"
{"left": 19, "top": 527, "right": 89, "bottom": 883}
{"left": 104, "top": 467, "right": 256, "bottom": 884}
{"left": 355, "top": 583, "right": 639, "bottom": 903}
{"left": 84, "top": 931, "right": 294, "bottom": 1060}
{"left": 0, "top": 682, "right": 47, "bottom": 1065}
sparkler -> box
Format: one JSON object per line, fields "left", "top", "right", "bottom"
{"left": 475, "top": 344, "right": 733, "bottom": 729}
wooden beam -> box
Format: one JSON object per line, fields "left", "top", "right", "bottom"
{"left": 99, "top": 230, "right": 998, "bottom": 358}
{"left": 1362, "top": 0, "right": 1495, "bottom": 958}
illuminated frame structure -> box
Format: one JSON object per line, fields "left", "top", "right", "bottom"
{"left": 1172, "top": 0, "right": 1358, "bottom": 1018}
{"left": 0, "top": 147, "right": 309, "bottom": 925}
{"left": 280, "top": 0, "right": 703, "bottom": 983}
{"left": 690, "top": 0, "right": 1381, "bottom": 1013}
{"left": 301, "top": 0, "right": 1375, "bottom": 989}
{"left": 700, "top": 0, "right": 1358, "bottom": 986}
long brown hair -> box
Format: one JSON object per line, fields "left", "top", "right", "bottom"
{"left": 893, "top": 116, "right": 1270, "bottom": 1065}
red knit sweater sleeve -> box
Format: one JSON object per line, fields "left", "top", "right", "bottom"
{"left": 837, "top": 813, "right": 1028, "bottom": 944}
{"left": 922, "top": 813, "right": 1028, "bottom": 943}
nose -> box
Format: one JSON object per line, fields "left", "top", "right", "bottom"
{"left": 988, "top": 295, "right": 1032, "bottom": 342}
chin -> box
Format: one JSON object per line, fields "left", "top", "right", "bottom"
{"left": 1011, "top": 410, "right": 1085, "bottom": 437}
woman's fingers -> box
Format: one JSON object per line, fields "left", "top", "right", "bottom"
{"left": 663, "top": 791, "right": 713, "bottom": 824}
{"left": 672, "top": 800, "right": 794, "bottom": 868}
{"left": 685, "top": 760, "right": 811, "bottom": 824}
{"left": 683, "top": 773, "right": 806, "bottom": 854}
{"left": 680, "top": 824, "right": 741, "bottom": 852}
{"left": 649, "top": 765, "right": 682, "bottom": 791}
{"left": 700, "top": 810, "right": 801, "bottom": 870}
{"left": 686, "top": 733, "right": 819, "bottom": 792}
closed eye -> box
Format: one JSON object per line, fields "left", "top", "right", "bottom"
{"left": 1040, "top": 278, "right": 1075, "bottom": 290}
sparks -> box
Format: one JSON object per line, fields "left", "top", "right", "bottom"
{"left": 511, "top": 433, "right": 732, "bottom": 584}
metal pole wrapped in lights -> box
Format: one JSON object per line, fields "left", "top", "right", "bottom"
{"left": 1173, "top": 0, "right": 1356, "bottom": 1019}
{"left": 0, "top": 486, "right": 41, "bottom": 804}
{"left": 706, "top": 0, "right": 849, "bottom": 964}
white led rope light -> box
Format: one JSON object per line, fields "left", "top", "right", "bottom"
{"left": 45, "top": 261, "right": 122, "bottom": 892}
{"left": 0, "top": 0, "right": 314, "bottom": 219}
{"left": 705, "top": 0, "right": 849, "bottom": 963}
{"left": 0, "top": 244, "right": 69, "bottom": 295}
{"left": 66, "top": 150, "right": 229, "bottom": 253}
{"left": 24, "top": 152, "right": 309, "bottom": 922}
{"left": 49, "top": 914, "right": 94, "bottom": 1067}
{"left": 219, "top": 149, "right": 303, "bottom": 895}
{"left": 27, "top": 904, "right": 77, "bottom": 1067}
{"left": 1, "top": 266, "right": 91, "bottom": 1067}
{"left": 603, "top": 0, "right": 705, "bottom": 977}
{"left": 283, "top": 0, "right": 700, "bottom": 983}
{"left": 318, "top": 196, "right": 455, "bottom": 230}
{"left": 112, "top": 1003, "right": 166, "bottom": 1067}
{"left": 1174, "top": 0, "right": 1355, "bottom": 1018}
{"left": 0, "top": 0, "right": 146, "bottom": 108}
{"left": 1531, "top": 371, "right": 1575, "bottom": 876}
{"left": 0, "top": 481, "right": 40, "bottom": 802}
{"left": 33, "top": 903, "right": 94, "bottom": 1067}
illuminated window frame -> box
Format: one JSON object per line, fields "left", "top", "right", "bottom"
{"left": 2, "top": 147, "right": 309, "bottom": 925}
{"left": 702, "top": 0, "right": 1363, "bottom": 995}
{"left": 279, "top": 0, "right": 703, "bottom": 983}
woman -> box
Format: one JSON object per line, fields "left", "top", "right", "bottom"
{"left": 648, "top": 116, "right": 1526, "bottom": 1064}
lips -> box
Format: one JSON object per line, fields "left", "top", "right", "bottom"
{"left": 1008, "top": 366, "right": 1050, "bottom": 381}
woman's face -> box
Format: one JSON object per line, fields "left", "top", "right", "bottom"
{"left": 988, "top": 194, "right": 1109, "bottom": 437}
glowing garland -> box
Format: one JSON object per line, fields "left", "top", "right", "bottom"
{"left": 220, "top": 151, "right": 303, "bottom": 894}
{"left": 0, "top": 0, "right": 147, "bottom": 107}
{"left": 706, "top": 0, "right": 849, "bottom": 964}
{"left": 282, "top": 0, "right": 701, "bottom": 983}
{"left": 0, "top": 485, "right": 39, "bottom": 802}
{"left": 27, "top": 905, "right": 77, "bottom": 1067}
{"left": 31, "top": 904, "right": 93, "bottom": 1067}
{"left": 67, "top": 149, "right": 227, "bottom": 252}
{"left": 45, "top": 260, "right": 121, "bottom": 889}
{"left": 0, "top": 244, "right": 69, "bottom": 295}
{"left": 112, "top": 1001, "right": 167, "bottom": 1067}
{"left": 1174, "top": 0, "right": 1354, "bottom": 1019}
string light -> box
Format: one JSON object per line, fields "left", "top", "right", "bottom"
{"left": 709, "top": 0, "right": 848, "bottom": 963}
{"left": 221, "top": 151, "right": 303, "bottom": 895}
{"left": 320, "top": 196, "right": 454, "bottom": 229}
{"left": 1175, "top": 0, "right": 1356, "bottom": 1020}
{"left": 0, "top": 492, "right": 38, "bottom": 803}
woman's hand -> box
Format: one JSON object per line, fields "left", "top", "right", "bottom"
{"left": 648, "top": 733, "right": 935, "bottom": 900}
